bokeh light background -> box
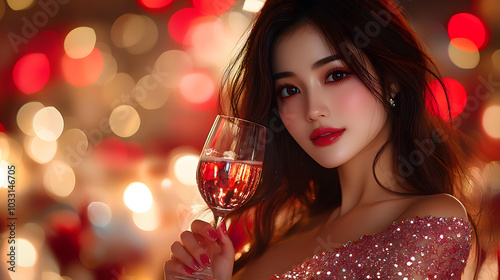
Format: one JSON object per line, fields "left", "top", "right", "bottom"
{"left": 0, "top": 0, "right": 499, "bottom": 279}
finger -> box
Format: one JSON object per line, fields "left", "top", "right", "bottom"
{"left": 170, "top": 240, "right": 203, "bottom": 272}
{"left": 217, "top": 222, "right": 235, "bottom": 258}
{"left": 163, "top": 259, "right": 196, "bottom": 279}
{"left": 191, "top": 219, "right": 220, "bottom": 242}
{"left": 180, "top": 230, "right": 211, "bottom": 268}
{"left": 210, "top": 221, "right": 235, "bottom": 280}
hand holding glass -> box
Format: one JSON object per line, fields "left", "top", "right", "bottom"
{"left": 177, "top": 115, "right": 266, "bottom": 279}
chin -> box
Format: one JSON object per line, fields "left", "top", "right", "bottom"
{"left": 310, "top": 156, "right": 346, "bottom": 169}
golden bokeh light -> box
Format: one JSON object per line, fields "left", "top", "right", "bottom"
{"left": 111, "top": 13, "right": 139, "bottom": 48}
{"left": 87, "top": 201, "right": 112, "bottom": 228}
{"left": 5, "top": 137, "right": 23, "bottom": 164}
{"left": 4, "top": 162, "right": 29, "bottom": 196}
{"left": 482, "top": 105, "right": 500, "bottom": 139}
{"left": 17, "top": 102, "right": 45, "bottom": 136}
{"left": 57, "top": 128, "right": 89, "bottom": 165}
{"left": 111, "top": 14, "right": 158, "bottom": 54}
{"left": 64, "top": 26, "right": 97, "bottom": 59}
{"left": 448, "top": 39, "right": 480, "bottom": 69}
{"left": 109, "top": 105, "right": 141, "bottom": 138}
{"left": 0, "top": 133, "right": 13, "bottom": 161}
{"left": 134, "top": 75, "right": 170, "bottom": 110}
{"left": 154, "top": 50, "right": 193, "bottom": 88}
{"left": 123, "top": 182, "right": 153, "bottom": 213}
{"left": 129, "top": 15, "right": 158, "bottom": 54}
{"left": 133, "top": 202, "right": 160, "bottom": 231}
{"left": 0, "top": 160, "right": 8, "bottom": 188}
{"left": 17, "top": 238, "right": 37, "bottom": 267}
{"left": 22, "top": 223, "right": 45, "bottom": 248}
{"left": 242, "top": 0, "right": 265, "bottom": 12}
{"left": 33, "top": 106, "right": 64, "bottom": 141}
{"left": 43, "top": 160, "right": 76, "bottom": 197}
{"left": 95, "top": 48, "right": 118, "bottom": 85}
{"left": 102, "top": 72, "right": 135, "bottom": 104}
{"left": 28, "top": 136, "right": 57, "bottom": 164}
{"left": 173, "top": 154, "right": 199, "bottom": 186}
{"left": 6, "top": 0, "right": 34, "bottom": 10}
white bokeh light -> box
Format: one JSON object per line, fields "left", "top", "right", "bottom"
{"left": 123, "top": 182, "right": 153, "bottom": 213}
{"left": 87, "top": 202, "right": 112, "bottom": 228}
{"left": 174, "top": 154, "right": 199, "bottom": 186}
{"left": 17, "top": 238, "right": 37, "bottom": 267}
{"left": 133, "top": 202, "right": 160, "bottom": 231}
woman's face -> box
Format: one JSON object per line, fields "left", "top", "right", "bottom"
{"left": 273, "top": 24, "right": 389, "bottom": 168}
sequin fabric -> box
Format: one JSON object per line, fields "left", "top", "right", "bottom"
{"left": 271, "top": 216, "right": 471, "bottom": 279}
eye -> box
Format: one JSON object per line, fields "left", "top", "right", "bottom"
{"left": 277, "top": 84, "right": 300, "bottom": 98}
{"left": 326, "top": 70, "right": 351, "bottom": 83}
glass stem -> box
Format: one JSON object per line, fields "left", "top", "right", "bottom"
{"left": 213, "top": 214, "right": 220, "bottom": 230}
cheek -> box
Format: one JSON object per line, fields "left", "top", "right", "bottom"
{"left": 339, "top": 86, "right": 371, "bottom": 111}
{"left": 342, "top": 87, "right": 387, "bottom": 135}
{"left": 278, "top": 100, "right": 302, "bottom": 128}
{"left": 337, "top": 85, "right": 380, "bottom": 120}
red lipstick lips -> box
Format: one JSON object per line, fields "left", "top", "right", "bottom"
{"left": 310, "top": 127, "right": 345, "bottom": 146}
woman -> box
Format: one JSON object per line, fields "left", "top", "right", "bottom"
{"left": 164, "top": 0, "right": 482, "bottom": 279}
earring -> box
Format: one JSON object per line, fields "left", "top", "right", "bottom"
{"left": 389, "top": 98, "right": 396, "bottom": 107}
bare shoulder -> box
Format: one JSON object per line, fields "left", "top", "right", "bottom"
{"left": 398, "top": 193, "right": 468, "bottom": 221}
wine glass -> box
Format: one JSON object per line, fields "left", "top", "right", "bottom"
{"left": 177, "top": 115, "right": 266, "bottom": 280}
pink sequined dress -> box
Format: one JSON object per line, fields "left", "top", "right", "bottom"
{"left": 271, "top": 216, "right": 471, "bottom": 279}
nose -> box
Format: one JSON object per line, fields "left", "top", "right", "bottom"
{"left": 306, "top": 92, "right": 329, "bottom": 122}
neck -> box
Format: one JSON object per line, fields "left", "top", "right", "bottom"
{"left": 336, "top": 125, "right": 398, "bottom": 216}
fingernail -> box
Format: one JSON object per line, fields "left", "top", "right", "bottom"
{"left": 207, "top": 228, "right": 220, "bottom": 240}
{"left": 192, "top": 259, "right": 202, "bottom": 271}
{"left": 200, "top": 253, "right": 211, "bottom": 266}
{"left": 220, "top": 222, "right": 227, "bottom": 235}
{"left": 183, "top": 265, "right": 195, "bottom": 275}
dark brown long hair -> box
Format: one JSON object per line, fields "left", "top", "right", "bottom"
{"left": 219, "top": 0, "right": 484, "bottom": 274}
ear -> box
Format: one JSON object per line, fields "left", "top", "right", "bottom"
{"left": 390, "top": 83, "right": 399, "bottom": 98}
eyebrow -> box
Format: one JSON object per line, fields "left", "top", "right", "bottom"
{"left": 273, "top": 54, "right": 343, "bottom": 81}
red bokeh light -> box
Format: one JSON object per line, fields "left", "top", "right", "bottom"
{"left": 193, "top": 0, "right": 236, "bottom": 16}
{"left": 168, "top": 8, "right": 204, "bottom": 44}
{"left": 13, "top": 53, "right": 51, "bottom": 94}
{"left": 448, "top": 13, "right": 488, "bottom": 50}
{"left": 179, "top": 72, "right": 215, "bottom": 104}
{"left": 127, "top": 141, "right": 145, "bottom": 162}
{"left": 46, "top": 210, "right": 82, "bottom": 266}
{"left": 178, "top": 71, "right": 218, "bottom": 112}
{"left": 479, "top": 137, "right": 500, "bottom": 162}
{"left": 61, "top": 48, "right": 103, "bottom": 87}
{"left": 137, "top": 0, "right": 173, "bottom": 11}
{"left": 95, "top": 137, "right": 129, "bottom": 168}
{"left": 94, "top": 137, "right": 145, "bottom": 167}
{"left": 426, "top": 78, "right": 467, "bottom": 119}
{"left": 0, "top": 123, "right": 5, "bottom": 133}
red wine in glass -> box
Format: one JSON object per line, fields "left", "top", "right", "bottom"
{"left": 197, "top": 158, "right": 263, "bottom": 217}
